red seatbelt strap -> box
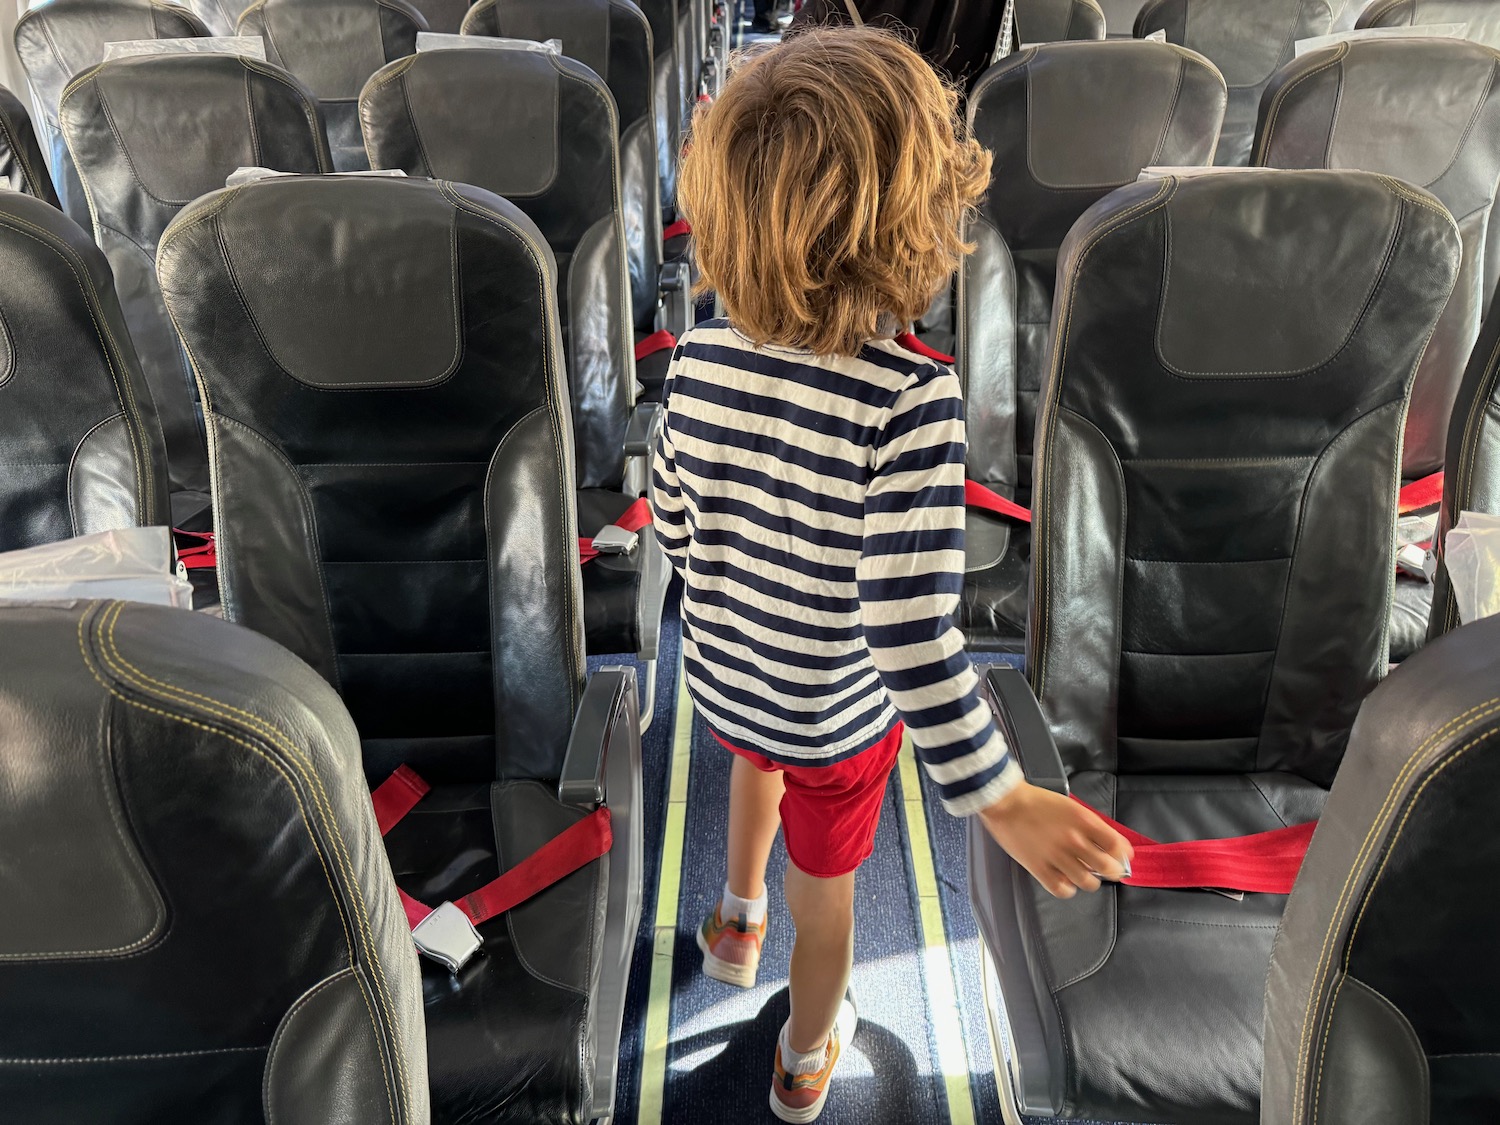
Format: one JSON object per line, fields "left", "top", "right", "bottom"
{"left": 635, "top": 329, "right": 677, "bottom": 362}
{"left": 965, "top": 479, "right": 1032, "bottom": 524}
{"left": 1398, "top": 471, "right": 1443, "bottom": 514}
{"left": 663, "top": 218, "right": 691, "bottom": 242}
{"left": 580, "top": 496, "right": 652, "bottom": 566}
{"left": 173, "top": 530, "right": 217, "bottom": 570}
{"left": 1074, "top": 796, "right": 1315, "bottom": 895}
{"left": 373, "top": 766, "right": 613, "bottom": 971}
{"left": 894, "top": 332, "right": 954, "bottom": 365}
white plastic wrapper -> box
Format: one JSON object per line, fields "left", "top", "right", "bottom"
{"left": 0, "top": 527, "right": 192, "bottom": 608}
{"left": 1444, "top": 511, "right": 1500, "bottom": 625}
{"left": 102, "top": 36, "right": 268, "bottom": 62}
{"left": 225, "top": 167, "right": 407, "bottom": 186}
{"left": 1143, "top": 28, "right": 1168, "bottom": 41}
{"left": 417, "top": 32, "right": 561, "bottom": 54}
{"left": 1294, "top": 24, "right": 1466, "bottom": 57}
{"left": 1138, "top": 166, "right": 1279, "bottom": 180}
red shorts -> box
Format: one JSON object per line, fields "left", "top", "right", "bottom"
{"left": 710, "top": 722, "right": 905, "bottom": 878}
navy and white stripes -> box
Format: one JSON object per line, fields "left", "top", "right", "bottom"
{"left": 651, "top": 321, "right": 1020, "bottom": 816}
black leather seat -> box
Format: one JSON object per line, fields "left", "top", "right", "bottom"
{"left": 361, "top": 46, "right": 671, "bottom": 711}
{"left": 957, "top": 40, "right": 1225, "bottom": 649}
{"left": 0, "top": 599, "right": 429, "bottom": 1124}
{"left": 0, "top": 191, "right": 168, "bottom": 548}
{"left": 1256, "top": 38, "right": 1500, "bottom": 660}
{"left": 967, "top": 169, "right": 1461, "bottom": 1123}
{"left": 1358, "top": 0, "right": 1500, "bottom": 42}
{"left": 0, "top": 83, "right": 59, "bottom": 205}
{"left": 238, "top": 0, "right": 426, "bottom": 171}
{"left": 1098, "top": 0, "right": 1148, "bottom": 33}
{"left": 1015, "top": 0, "right": 1106, "bottom": 41}
{"left": 636, "top": 0, "right": 683, "bottom": 225}
{"left": 1262, "top": 611, "right": 1500, "bottom": 1124}
{"left": 1135, "top": 0, "right": 1336, "bottom": 165}
{"left": 1425, "top": 304, "right": 1500, "bottom": 641}
{"left": 459, "top": 0, "right": 685, "bottom": 343}
{"left": 13, "top": 0, "right": 207, "bottom": 227}
{"left": 180, "top": 0, "right": 254, "bottom": 32}
{"left": 57, "top": 50, "right": 330, "bottom": 529}
{"left": 156, "top": 174, "right": 645, "bottom": 1125}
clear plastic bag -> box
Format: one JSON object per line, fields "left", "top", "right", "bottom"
{"left": 102, "top": 36, "right": 267, "bottom": 62}
{"left": 417, "top": 32, "right": 561, "bottom": 54}
{"left": 1444, "top": 511, "right": 1500, "bottom": 625}
{"left": 0, "top": 527, "right": 192, "bottom": 609}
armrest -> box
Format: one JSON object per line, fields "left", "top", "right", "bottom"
{"left": 625, "top": 400, "right": 663, "bottom": 459}
{"left": 659, "top": 259, "right": 688, "bottom": 292}
{"left": 559, "top": 667, "right": 639, "bottom": 807}
{"left": 981, "top": 665, "right": 1068, "bottom": 795}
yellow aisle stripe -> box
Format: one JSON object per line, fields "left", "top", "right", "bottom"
{"left": 637, "top": 657, "right": 695, "bottom": 1125}
{"left": 899, "top": 735, "right": 977, "bottom": 1125}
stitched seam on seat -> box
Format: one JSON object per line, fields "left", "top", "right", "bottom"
{"left": 67, "top": 412, "right": 128, "bottom": 536}
{"left": 0, "top": 211, "right": 155, "bottom": 520}
{"left": 1292, "top": 700, "right": 1500, "bottom": 1119}
{"left": 1033, "top": 177, "right": 1174, "bottom": 699}
{"left": 237, "top": 57, "right": 335, "bottom": 172}
{"left": 2, "top": 1045, "right": 266, "bottom": 1065}
{"left": 0, "top": 104, "right": 51, "bottom": 200}
{"left": 1311, "top": 974, "right": 1428, "bottom": 1125}
{"left": 86, "top": 602, "right": 409, "bottom": 1123}
{"left": 1255, "top": 44, "right": 1348, "bottom": 166}
{"left": 263, "top": 967, "right": 355, "bottom": 1122}
{"left": 1246, "top": 775, "right": 1291, "bottom": 826}
{"left": 1120, "top": 911, "right": 1279, "bottom": 929}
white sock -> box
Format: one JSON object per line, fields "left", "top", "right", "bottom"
{"left": 778, "top": 1021, "right": 828, "bottom": 1075}
{"left": 722, "top": 881, "right": 768, "bottom": 926}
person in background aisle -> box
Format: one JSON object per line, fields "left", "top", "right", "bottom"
{"left": 651, "top": 28, "right": 1131, "bottom": 1124}
{"left": 751, "top": 0, "right": 778, "bottom": 32}
{"left": 788, "top": 0, "right": 1006, "bottom": 90}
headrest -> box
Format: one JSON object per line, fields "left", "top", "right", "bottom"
{"left": 1136, "top": 0, "right": 1335, "bottom": 87}
{"left": 1258, "top": 38, "right": 1500, "bottom": 221}
{"left": 0, "top": 83, "right": 58, "bottom": 204}
{"left": 970, "top": 40, "right": 1226, "bottom": 251}
{"left": 1014, "top": 0, "right": 1106, "bottom": 44}
{"left": 1056, "top": 169, "right": 1459, "bottom": 411}
{"left": 239, "top": 0, "right": 427, "bottom": 99}
{"left": 158, "top": 173, "right": 555, "bottom": 402}
{"left": 1358, "top": 0, "right": 1500, "bottom": 47}
{"left": 58, "top": 52, "right": 328, "bottom": 211}
{"left": 14, "top": 0, "right": 208, "bottom": 117}
{"left": 362, "top": 47, "right": 614, "bottom": 216}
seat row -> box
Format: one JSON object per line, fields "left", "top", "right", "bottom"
{"left": 953, "top": 35, "right": 1500, "bottom": 665}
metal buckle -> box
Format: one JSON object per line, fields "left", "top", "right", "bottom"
{"left": 591, "top": 525, "right": 639, "bottom": 556}
{"left": 411, "top": 902, "right": 483, "bottom": 974}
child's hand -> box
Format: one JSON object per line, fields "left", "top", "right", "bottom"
{"left": 978, "top": 782, "right": 1134, "bottom": 899}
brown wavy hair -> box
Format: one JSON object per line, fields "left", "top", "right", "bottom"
{"left": 677, "top": 26, "right": 991, "bottom": 357}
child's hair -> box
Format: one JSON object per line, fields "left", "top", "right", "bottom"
{"left": 677, "top": 27, "right": 991, "bottom": 357}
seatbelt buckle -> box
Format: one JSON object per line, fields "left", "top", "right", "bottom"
{"left": 1396, "top": 543, "right": 1431, "bottom": 581}
{"left": 411, "top": 901, "right": 483, "bottom": 974}
{"left": 591, "top": 525, "right": 639, "bottom": 556}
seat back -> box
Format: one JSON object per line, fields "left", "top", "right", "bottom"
{"left": 1263, "top": 612, "right": 1500, "bottom": 1125}
{"left": 1032, "top": 170, "right": 1460, "bottom": 784}
{"left": 1135, "top": 0, "right": 1336, "bottom": 165}
{"left": 58, "top": 52, "right": 330, "bottom": 525}
{"left": 13, "top": 0, "right": 207, "bottom": 225}
{"left": 1096, "top": 0, "right": 1147, "bottom": 33}
{"left": 0, "top": 599, "right": 428, "bottom": 1125}
{"left": 0, "top": 193, "right": 168, "bottom": 548}
{"left": 238, "top": 0, "right": 426, "bottom": 170}
{"left": 960, "top": 40, "right": 1225, "bottom": 506}
{"left": 1256, "top": 39, "right": 1500, "bottom": 480}
{"left": 157, "top": 175, "right": 584, "bottom": 785}
{"left": 0, "top": 83, "right": 60, "bottom": 205}
{"left": 635, "top": 0, "right": 681, "bottom": 221}
{"left": 1358, "top": 0, "right": 1500, "bottom": 43}
{"left": 180, "top": 0, "right": 254, "bottom": 33}
{"left": 1428, "top": 304, "right": 1500, "bottom": 638}
{"left": 362, "top": 47, "right": 635, "bottom": 492}
{"left": 1015, "top": 0, "right": 1106, "bottom": 41}
{"left": 461, "top": 0, "right": 661, "bottom": 333}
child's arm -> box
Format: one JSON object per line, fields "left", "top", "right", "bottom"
{"left": 857, "top": 365, "right": 1131, "bottom": 897}
{"left": 650, "top": 377, "right": 690, "bottom": 572}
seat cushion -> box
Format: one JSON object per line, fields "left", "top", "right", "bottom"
{"left": 960, "top": 511, "right": 1029, "bottom": 649}
{"left": 578, "top": 487, "right": 644, "bottom": 655}
{"left": 1026, "top": 769, "right": 1327, "bottom": 1122}
{"left": 381, "top": 779, "right": 606, "bottom": 1125}
{"left": 1389, "top": 575, "right": 1433, "bottom": 663}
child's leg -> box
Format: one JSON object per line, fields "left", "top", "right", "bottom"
{"left": 727, "top": 754, "right": 784, "bottom": 901}
{"left": 783, "top": 862, "right": 855, "bottom": 1053}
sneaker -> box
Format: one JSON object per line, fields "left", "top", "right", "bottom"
{"left": 696, "top": 903, "right": 765, "bottom": 988}
{"left": 769, "top": 998, "right": 858, "bottom": 1124}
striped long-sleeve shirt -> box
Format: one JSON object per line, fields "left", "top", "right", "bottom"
{"left": 650, "top": 321, "right": 1021, "bottom": 816}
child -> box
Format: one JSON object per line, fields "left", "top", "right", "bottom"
{"left": 651, "top": 28, "right": 1132, "bottom": 1123}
